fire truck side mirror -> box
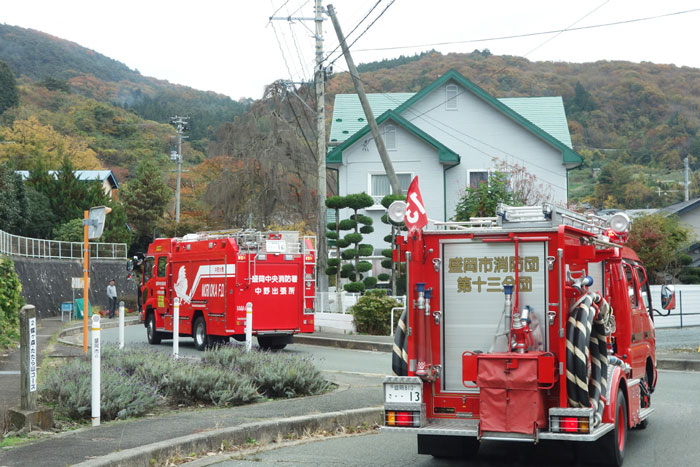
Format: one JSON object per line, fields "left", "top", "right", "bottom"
{"left": 660, "top": 284, "right": 676, "bottom": 310}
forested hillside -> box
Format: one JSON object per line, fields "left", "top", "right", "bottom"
{"left": 0, "top": 24, "right": 250, "bottom": 143}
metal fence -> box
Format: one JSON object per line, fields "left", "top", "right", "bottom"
{"left": 0, "top": 228, "right": 127, "bottom": 260}
{"left": 315, "top": 290, "right": 405, "bottom": 314}
{"left": 651, "top": 285, "right": 700, "bottom": 328}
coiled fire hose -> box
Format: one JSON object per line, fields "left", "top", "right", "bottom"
{"left": 566, "top": 293, "right": 612, "bottom": 426}
{"left": 392, "top": 308, "right": 409, "bottom": 376}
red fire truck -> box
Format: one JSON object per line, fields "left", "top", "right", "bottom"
{"left": 139, "top": 230, "right": 316, "bottom": 350}
{"left": 384, "top": 204, "right": 675, "bottom": 466}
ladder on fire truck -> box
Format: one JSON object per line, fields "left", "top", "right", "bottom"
{"left": 187, "top": 229, "right": 317, "bottom": 291}
{"left": 435, "top": 203, "right": 616, "bottom": 241}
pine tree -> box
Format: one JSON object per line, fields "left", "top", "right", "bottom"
{"left": 120, "top": 159, "right": 172, "bottom": 253}
{"left": 0, "top": 61, "right": 18, "bottom": 114}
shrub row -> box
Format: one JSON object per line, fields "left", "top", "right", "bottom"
{"left": 39, "top": 344, "right": 332, "bottom": 422}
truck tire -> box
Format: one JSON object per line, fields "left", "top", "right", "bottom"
{"left": 257, "top": 335, "right": 291, "bottom": 351}
{"left": 193, "top": 316, "right": 212, "bottom": 351}
{"left": 600, "top": 388, "right": 627, "bottom": 467}
{"left": 146, "top": 313, "right": 162, "bottom": 345}
{"left": 417, "top": 434, "right": 479, "bottom": 459}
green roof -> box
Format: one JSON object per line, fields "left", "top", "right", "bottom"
{"left": 499, "top": 97, "right": 572, "bottom": 149}
{"left": 328, "top": 70, "right": 581, "bottom": 167}
{"left": 329, "top": 93, "right": 414, "bottom": 144}
{"left": 327, "top": 110, "right": 460, "bottom": 166}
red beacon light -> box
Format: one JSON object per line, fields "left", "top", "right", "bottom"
{"left": 606, "top": 212, "right": 630, "bottom": 244}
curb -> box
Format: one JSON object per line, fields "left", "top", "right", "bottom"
{"left": 57, "top": 318, "right": 141, "bottom": 347}
{"left": 293, "top": 335, "right": 393, "bottom": 353}
{"left": 74, "top": 406, "right": 383, "bottom": 467}
{"left": 657, "top": 358, "right": 700, "bottom": 372}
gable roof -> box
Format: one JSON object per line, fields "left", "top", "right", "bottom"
{"left": 329, "top": 93, "right": 414, "bottom": 144}
{"left": 16, "top": 170, "right": 119, "bottom": 188}
{"left": 393, "top": 69, "right": 581, "bottom": 166}
{"left": 659, "top": 197, "right": 700, "bottom": 216}
{"left": 328, "top": 70, "right": 582, "bottom": 167}
{"left": 327, "top": 110, "right": 460, "bottom": 166}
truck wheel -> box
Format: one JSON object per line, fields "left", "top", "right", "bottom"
{"left": 601, "top": 388, "right": 627, "bottom": 466}
{"left": 257, "top": 335, "right": 290, "bottom": 351}
{"left": 146, "top": 313, "right": 161, "bottom": 345}
{"left": 193, "top": 316, "right": 211, "bottom": 351}
{"left": 417, "top": 434, "right": 479, "bottom": 459}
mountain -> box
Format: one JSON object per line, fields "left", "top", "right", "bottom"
{"left": 0, "top": 23, "right": 250, "bottom": 141}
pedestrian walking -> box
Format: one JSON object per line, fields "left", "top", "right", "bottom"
{"left": 107, "top": 279, "right": 117, "bottom": 319}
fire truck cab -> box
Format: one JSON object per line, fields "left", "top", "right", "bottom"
{"left": 384, "top": 204, "right": 674, "bottom": 466}
{"left": 139, "top": 230, "right": 316, "bottom": 350}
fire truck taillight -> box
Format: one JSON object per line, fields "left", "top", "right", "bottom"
{"left": 237, "top": 255, "right": 246, "bottom": 261}
{"left": 304, "top": 255, "right": 313, "bottom": 262}
{"left": 385, "top": 410, "right": 420, "bottom": 427}
{"left": 550, "top": 416, "right": 590, "bottom": 434}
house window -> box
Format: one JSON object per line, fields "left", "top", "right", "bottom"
{"left": 384, "top": 125, "right": 397, "bottom": 150}
{"left": 468, "top": 171, "right": 489, "bottom": 189}
{"left": 370, "top": 173, "right": 412, "bottom": 201}
{"left": 446, "top": 84, "right": 458, "bottom": 110}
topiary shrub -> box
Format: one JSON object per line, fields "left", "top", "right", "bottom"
{"left": 363, "top": 276, "right": 378, "bottom": 288}
{"left": 344, "top": 281, "right": 366, "bottom": 293}
{"left": 357, "top": 261, "right": 373, "bottom": 273}
{"left": 377, "top": 273, "right": 390, "bottom": 282}
{"left": 349, "top": 289, "right": 401, "bottom": 335}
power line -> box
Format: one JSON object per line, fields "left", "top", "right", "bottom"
{"left": 271, "top": 20, "right": 296, "bottom": 80}
{"left": 322, "top": 0, "right": 383, "bottom": 65}
{"left": 352, "top": 6, "right": 700, "bottom": 54}
{"left": 327, "top": 0, "right": 396, "bottom": 67}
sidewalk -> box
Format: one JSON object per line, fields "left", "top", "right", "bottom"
{"left": 0, "top": 318, "right": 698, "bottom": 466}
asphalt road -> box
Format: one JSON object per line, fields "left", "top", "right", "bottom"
{"left": 99, "top": 324, "right": 392, "bottom": 375}
{"left": 204, "top": 369, "right": 700, "bottom": 467}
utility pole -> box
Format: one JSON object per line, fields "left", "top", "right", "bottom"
{"left": 314, "top": 0, "right": 329, "bottom": 303}
{"left": 685, "top": 157, "right": 690, "bottom": 202}
{"left": 170, "top": 116, "right": 189, "bottom": 223}
{"left": 327, "top": 4, "right": 401, "bottom": 195}
{"left": 270, "top": 1, "right": 329, "bottom": 305}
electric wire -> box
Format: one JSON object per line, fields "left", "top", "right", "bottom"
{"left": 322, "top": 0, "right": 384, "bottom": 65}
{"left": 352, "top": 6, "right": 700, "bottom": 53}
{"left": 327, "top": 0, "right": 396, "bottom": 67}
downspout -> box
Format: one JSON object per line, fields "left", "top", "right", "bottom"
{"left": 443, "top": 162, "right": 460, "bottom": 221}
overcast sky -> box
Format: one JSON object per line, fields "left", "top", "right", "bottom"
{"left": 2, "top": 0, "right": 700, "bottom": 100}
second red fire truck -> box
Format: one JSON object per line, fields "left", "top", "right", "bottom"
{"left": 384, "top": 203, "right": 674, "bottom": 466}
{"left": 138, "top": 230, "right": 316, "bottom": 350}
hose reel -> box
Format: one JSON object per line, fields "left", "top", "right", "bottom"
{"left": 565, "top": 291, "right": 612, "bottom": 426}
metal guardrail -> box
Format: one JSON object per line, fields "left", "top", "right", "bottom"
{"left": 0, "top": 228, "right": 127, "bottom": 259}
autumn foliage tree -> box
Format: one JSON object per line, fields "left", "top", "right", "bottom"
{"left": 627, "top": 213, "right": 693, "bottom": 284}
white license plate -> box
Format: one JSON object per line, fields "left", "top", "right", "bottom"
{"left": 385, "top": 383, "right": 422, "bottom": 403}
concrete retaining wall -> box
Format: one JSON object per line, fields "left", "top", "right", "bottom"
{"left": 11, "top": 257, "right": 138, "bottom": 316}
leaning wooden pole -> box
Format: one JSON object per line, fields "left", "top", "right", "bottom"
{"left": 83, "top": 210, "right": 89, "bottom": 354}
{"left": 327, "top": 4, "right": 402, "bottom": 195}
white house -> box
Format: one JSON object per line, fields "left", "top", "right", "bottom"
{"left": 326, "top": 69, "right": 582, "bottom": 251}
{"left": 16, "top": 170, "right": 119, "bottom": 199}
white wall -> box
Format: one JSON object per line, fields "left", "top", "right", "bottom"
{"left": 399, "top": 80, "right": 569, "bottom": 218}
{"left": 337, "top": 120, "right": 446, "bottom": 251}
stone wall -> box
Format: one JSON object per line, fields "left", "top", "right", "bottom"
{"left": 11, "top": 257, "right": 138, "bottom": 317}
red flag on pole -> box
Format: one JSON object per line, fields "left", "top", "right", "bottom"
{"left": 405, "top": 176, "right": 427, "bottom": 236}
